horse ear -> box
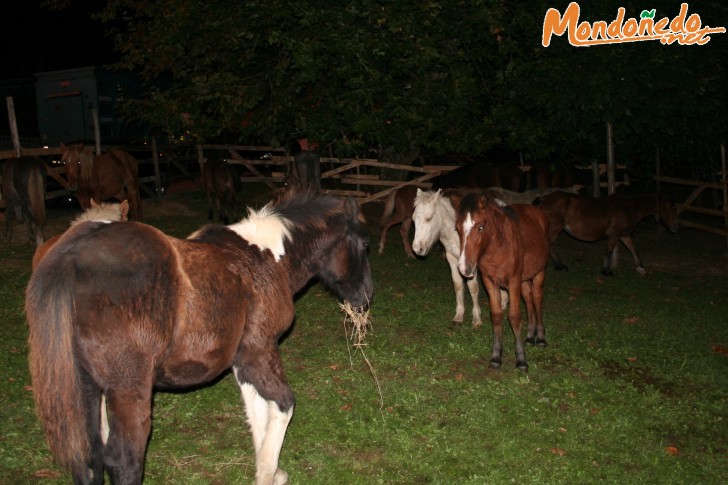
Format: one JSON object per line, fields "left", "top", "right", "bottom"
{"left": 416, "top": 188, "right": 423, "bottom": 196}
{"left": 90, "top": 199, "right": 99, "bottom": 208}
{"left": 448, "top": 192, "right": 463, "bottom": 211}
{"left": 119, "top": 200, "right": 130, "bottom": 220}
{"left": 343, "top": 196, "right": 360, "bottom": 220}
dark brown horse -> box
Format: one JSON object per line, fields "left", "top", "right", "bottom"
{"left": 202, "top": 157, "right": 242, "bottom": 224}
{"left": 534, "top": 192, "right": 679, "bottom": 276}
{"left": 60, "top": 143, "right": 142, "bottom": 220}
{"left": 451, "top": 191, "right": 550, "bottom": 371}
{"left": 1, "top": 156, "right": 47, "bottom": 247}
{"left": 26, "top": 193, "right": 373, "bottom": 484}
{"left": 378, "top": 184, "right": 418, "bottom": 258}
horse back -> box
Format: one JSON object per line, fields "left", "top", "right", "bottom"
{"left": 511, "top": 204, "right": 550, "bottom": 278}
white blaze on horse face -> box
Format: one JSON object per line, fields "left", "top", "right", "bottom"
{"left": 458, "top": 212, "right": 475, "bottom": 275}
{"left": 229, "top": 204, "right": 292, "bottom": 262}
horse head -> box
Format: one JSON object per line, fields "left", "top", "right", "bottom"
{"left": 60, "top": 143, "right": 83, "bottom": 192}
{"left": 656, "top": 194, "right": 679, "bottom": 233}
{"left": 411, "top": 189, "right": 443, "bottom": 256}
{"left": 320, "top": 197, "right": 374, "bottom": 311}
{"left": 454, "top": 192, "right": 500, "bottom": 278}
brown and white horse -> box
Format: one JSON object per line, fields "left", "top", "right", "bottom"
{"left": 26, "top": 192, "right": 373, "bottom": 484}
{"left": 452, "top": 191, "right": 550, "bottom": 371}
{"left": 1, "top": 155, "right": 47, "bottom": 247}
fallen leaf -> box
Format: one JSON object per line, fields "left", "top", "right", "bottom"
{"left": 33, "top": 469, "right": 61, "bottom": 478}
{"left": 711, "top": 345, "right": 728, "bottom": 356}
{"left": 558, "top": 427, "right": 568, "bottom": 433}
{"left": 550, "top": 447, "right": 567, "bottom": 456}
{"left": 340, "top": 403, "right": 352, "bottom": 411}
{"left": 623, "top": 316, "right": 640, "bottom": 325}
{"left": 24, "top": 385, "right": 33, "bottom": 392}
{"left": 626, "top": 356, "right": 638, "bottom": 362}
{"left": 328, "top": 364, "right": 341, "bottom": 370}
{"left": 665, "top": 446, "right": 679, "bottom": 456}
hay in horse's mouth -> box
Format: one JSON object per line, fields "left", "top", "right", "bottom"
{"left": 339, "top": 301, "right": 371, "bottom": 348}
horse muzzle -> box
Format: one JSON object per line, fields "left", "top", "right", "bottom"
{"left": 458, "top": 262, "right": 476, "bottom": 279}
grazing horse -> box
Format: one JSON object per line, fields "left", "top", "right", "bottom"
{"left": 60, "top": 143, "right": 142, "bottom": 220}
{"left": 1, "top": 156, "right": 47, "bottom": 247}
{"left": 378, "top": 185, "right": 418, "bottom": 258}
{"left": 534, "top": 192, "right": 679, "bottom": 276}
{"left": 26, "top": 193, "right": 373, "bottom": 485}
{"left": 412, "top": 189, "right": 483, "bottom": 327}
{"left": 32, "top": 199, "right": 129, "bottom": 270}
{"left": 452, "top": 191, "right": 550, "bottom": 371}
{"left": 202, "top": 157, "right": 242, "bottom": 224}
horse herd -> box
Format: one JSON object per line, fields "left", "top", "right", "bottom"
{"left": 3, "top": 149, "right": 680, "bottom": 484}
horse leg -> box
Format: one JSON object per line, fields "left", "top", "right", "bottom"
{"left": 522, "top": 281, "right": 537, "bottom": 346}
{"left": 620, "top": 235, "right": 646, "bottom": 276}
{"left": 233, "top": 348, "right": 295, "bottom": 485}
{"left": 377, "top": 218, "right": 396, "bottom": 255}
{"left": 483, "top": 280, "right": 504, "bottom": 369}
{"left": 601, "top": 236, "right": 620, "bottom": 276}
{"left": 399, "top": 218, "right": 415, "bottom": 258}
{"left": 77, "top": 369, "right": 106, "bottom": 485}
{"left": 506, "top": 280, "right": 528, "bottom": 371}
{"left": 102, "top": 365, "right": 154, "bottom": 484}
{"left": 4, "top": 202, "right": 15, "bottom": 242}
{"left": 466, "top": 271, "right": 482, "bottom": 328}
{"left": 445, "top": 252, "right": 467, "bottom": 326}
{"left": 532, "top": 271, "right": 547, "bottom": 346}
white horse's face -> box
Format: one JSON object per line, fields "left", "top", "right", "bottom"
{"left": 412, "top": 191, "right": 441, "bottom": 257}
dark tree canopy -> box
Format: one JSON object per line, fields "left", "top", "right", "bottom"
{"left": 48, "top": 0, "right": 728, "bottom": 172}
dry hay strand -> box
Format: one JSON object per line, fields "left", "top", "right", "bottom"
{"left": 339, "top": 301, "right": 383, "bottom": 410}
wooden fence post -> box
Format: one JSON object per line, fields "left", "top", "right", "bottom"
{"left": 92, "top": 107, "right": 102, "bottom": 155}
{"left": 6, "top": 96, "right": 22, "bottom": 157}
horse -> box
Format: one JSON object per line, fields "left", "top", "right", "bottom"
{"left": 26, "top": 192, "right": 373, "bottom": 484}
{"left": 534, "top": 191, "right": 679, "bottom": 276}
{"left": 32, "top": 199, "right": 129, "bottom": 270}
{"left": 484, "top": 185, "right": 581, "bottom": 206}
{"left": 60, "top": 143, "right": 142, "bottom": 220}
{"left": 451, "top": 191, "right": 550, "bottom": 371}
{"left": 378, "top": 184, "right": 418, "bottom": 258}
{"left": 411, "top": 189, "right": 483, "bottom": 327}
{"left": 202, "top": 157, "right": 242, "bottom": 224}
{"left": 1, "top": 156, "right": 47, "bottom": 247}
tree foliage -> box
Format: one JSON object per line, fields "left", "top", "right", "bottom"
{"left": 49, "top": 0, "right": 728, "bottom": 168}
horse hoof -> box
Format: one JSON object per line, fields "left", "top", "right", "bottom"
{"left": 525, "top": 337, "right": 535, "bottom": 346}
{"left": 601, "top": 268, "right": 613, "bottom": 276}
{"left": 536, "top": 339, "right": 548, "bottom": 347}
{"left": 555, "top": 263, "right": 568, "bottom": 271}
{"left": 636, "top": 267, "right": 647, "bottom": 276}
{"left": 489, "top": 358, "right": 502, "bottom": 369}
{"left": 471, "top": 321, "right": 483, "bottom": 329}
{"left": 516, "top": 361, "right": 529, "bottom": 372}
{"left": 451, "top": 320, "right": 463, "bottom": 327}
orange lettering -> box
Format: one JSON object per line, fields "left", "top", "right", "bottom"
{"left": 542, "top": 2, "right": 580, "bottom": 47}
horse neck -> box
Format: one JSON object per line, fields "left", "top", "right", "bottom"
{"left": 279, "top": 223, "right": 342, "bottom": 293}
{"left": 630, "top": 194, "right": 658, "bottom": 220}
{"left": 436, "top": 198, "right": 460, "bottom": 248}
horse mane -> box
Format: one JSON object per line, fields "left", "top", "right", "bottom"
{"left": 78, "top": 150, "right": 95, "bottom": 182}
{"left": 223, "top": 192, "right": 355, "bottom": 262}
{"left": 71, "top": 200, "right": 129, "bottom": 226}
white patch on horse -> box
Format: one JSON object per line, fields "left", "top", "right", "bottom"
{"left": 458, "top": 212, "right": 475, "bottom": 275}
{"left": 229, "top": 204, "right": 292, "bottom": 261}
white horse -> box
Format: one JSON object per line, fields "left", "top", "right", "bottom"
{"left": 412, "top": 189, "right": 494, "bottom": 327}
{"left": 485, "top": 185, "right": 582, "bottom": 206}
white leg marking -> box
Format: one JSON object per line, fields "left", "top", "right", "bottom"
{"left": 238, "top": 380, "right": 293, "bottom": 485}
{"left": 100, "top": 393, "right": 109, "bottom": 445}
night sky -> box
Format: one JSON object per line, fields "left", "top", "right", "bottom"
{"left": 1, "top": 1, "right": 118, "bottom": 79}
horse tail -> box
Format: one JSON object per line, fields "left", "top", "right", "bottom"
{"left": 26, "top": 261, "right": 90, "bottom": 477}
{"left": 380, "top": 189, "right": 397, "bottom": 227}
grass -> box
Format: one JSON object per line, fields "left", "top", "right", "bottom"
{"left": 1, "top": 185, "right": 726, "bottom": 484}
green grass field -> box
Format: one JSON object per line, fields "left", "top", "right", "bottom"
{"left": 1, "top": 187, "right": 726, "bottom": 483}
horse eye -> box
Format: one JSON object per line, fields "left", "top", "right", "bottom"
{"left": 478, "top": 225, "right": 484, "bottom": 232}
